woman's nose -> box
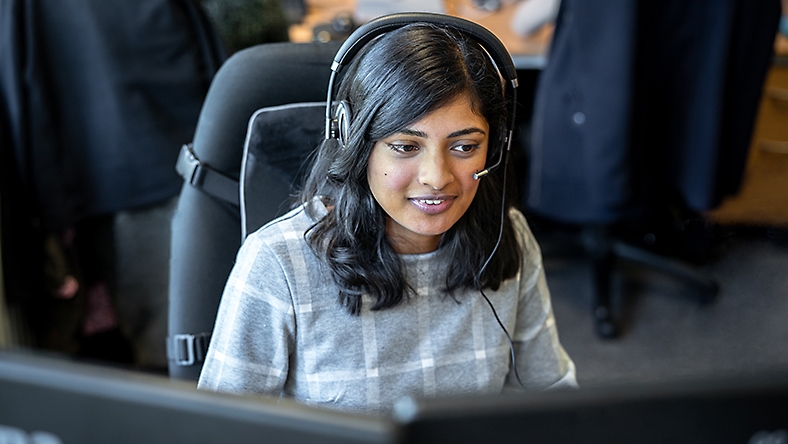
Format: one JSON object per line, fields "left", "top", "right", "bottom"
{"left": 418, "top": 149, "right": 455, "bottom": 191}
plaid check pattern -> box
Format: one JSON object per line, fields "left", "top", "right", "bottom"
{"left": 198, "top": 201, "right": 576, "bottom": 415}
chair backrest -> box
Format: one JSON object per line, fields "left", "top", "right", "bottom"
{"left": 167, "top": 41, "right": 341, "bottom": 380}
{"left": 240, "top": 102, "right": 326, "bottom": 238}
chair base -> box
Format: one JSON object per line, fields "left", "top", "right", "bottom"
{"left": 583, "top": 226, "right": 719, "bottom": 339}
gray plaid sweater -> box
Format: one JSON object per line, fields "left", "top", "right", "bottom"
{"left": 197, "top": 201, "right": 577, "bottom": 415}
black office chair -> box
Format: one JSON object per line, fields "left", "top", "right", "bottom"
{"left": 166, "top": 40, "right": 341, "bottom": 381}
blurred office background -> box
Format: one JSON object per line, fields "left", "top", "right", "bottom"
{"left": 514, "top": 0, "right": 788, "bottom": 388}
{"left": 0, "top": 0, "right": 289, "bottom": 373}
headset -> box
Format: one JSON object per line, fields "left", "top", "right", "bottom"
{"left": 324, "top": 12, "right": 519, "bottom": 180}
{"left": 323, "top": 12, "right": 526, "bottom": 387}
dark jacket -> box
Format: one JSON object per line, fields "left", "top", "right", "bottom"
{"left": 0, "top": 0, "right": 224, "bottom": 230}
{"left": 0, "top": 0, "right": 225, "bottom": 304}
{"left": 526, "top": 0, "right": 781, "bottom": 224}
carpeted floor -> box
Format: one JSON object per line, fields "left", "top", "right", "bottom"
{"left": 537, "top": 223, "right": 788, "bottom": 389}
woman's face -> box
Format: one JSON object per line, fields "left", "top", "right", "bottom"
{"left": 367, "top": 93, "right": 489, "bottom": 254}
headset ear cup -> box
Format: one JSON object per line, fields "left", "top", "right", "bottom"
{"left": 336, "top": 100, "right": 352, "bottom": 147}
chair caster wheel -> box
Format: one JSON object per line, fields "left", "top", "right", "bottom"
{"left": 594, "top": 306, "right": 618, "bottom": 339}
{"left": 596, "top": 318, "right": 618, "bottom": 339}
{"left": 699, "top": 282, "right": 720, "bottom": 305}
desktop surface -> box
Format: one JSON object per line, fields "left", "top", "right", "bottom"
{"left": 287, "top": 0, "right": 552, "bottom": 69}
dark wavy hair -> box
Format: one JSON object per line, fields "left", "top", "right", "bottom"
{"left": 299, "top": 23, "right": 521, "bottom": 314}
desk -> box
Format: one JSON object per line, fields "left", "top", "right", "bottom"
{"left": 288, "top": 0, "right": 553, "bottom": 70}
{"left": 708, "top": 35, "right": 788, "bottom": 226}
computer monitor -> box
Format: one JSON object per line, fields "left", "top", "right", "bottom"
{"left": 392, "top": 373, "right": 788, "bottom": 444}
{"left": 0, "top": 350, "right": 394, "bottom": 444}
{"left": 4, "top": 349, "right": 788, "bottom": 444}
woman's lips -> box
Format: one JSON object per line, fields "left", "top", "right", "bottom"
{"left": 409, "top": 196, "right": 455, "bottom": 214}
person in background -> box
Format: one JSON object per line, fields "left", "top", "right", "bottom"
{"left": 515, "top": 0, "right": 780, "bottom": 265}
{"left": 0, "top": 0, "right": 225, "bottom": 371}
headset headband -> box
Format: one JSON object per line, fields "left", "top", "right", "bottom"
{"left": 330, "top": 12, "right": 518, "bottom": 82}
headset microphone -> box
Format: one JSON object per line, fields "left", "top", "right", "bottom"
{"left": 473, "top": 128, "right": 514, "bottom": 180}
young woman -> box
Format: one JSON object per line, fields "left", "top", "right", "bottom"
{"left": 197, "top": 18, "right": 576, "bottom": 416}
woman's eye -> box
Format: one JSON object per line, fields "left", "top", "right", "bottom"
{"left": 451, "top": 144, "right": 479, "bottom": 153}
{"left": 387, "top": 143, "right": 418, "bottom": 153}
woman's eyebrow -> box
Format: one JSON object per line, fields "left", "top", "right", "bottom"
{"left": 397, "top": 128, "right": 428, "bottom": 138}
{"left": 395, "top": 127, "right": 487, "bottom": 139}
{"left": 447, "top": 127, "right": 487, "bottom": 138}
